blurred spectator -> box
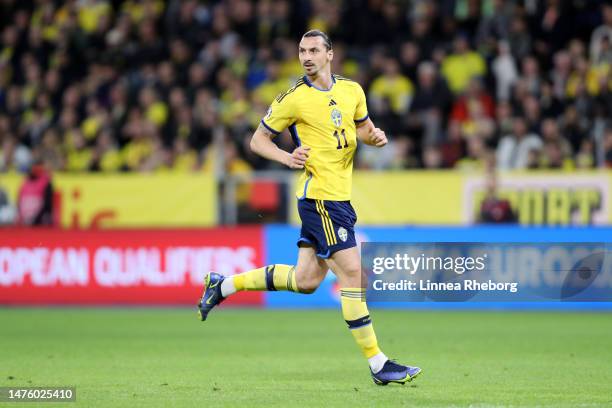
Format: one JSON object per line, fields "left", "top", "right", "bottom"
{"left": 450, "top": 78, "right": 495, "bottom": 140}
{"left": 539, "top": 80, "right": 564, "bottom": 118}
{"left": 0, "top": 185, "right": 16, "bottom": 225}
{"left": 590, "top": 2, "right": 612, "bottom": 63}
{"left": 479, "top": 174, "right": 517, "bottom": 224}
{"left": 65, "top": 130, "right": 93, "bottom": 172}
{"left": 17, "top": 163, "right": 54, "bottom": 226}
{"left": 36, "top": 128, "right": 64, "bottom": 171}
{"left": 456, "top": 136, "right": 489, "bottom": 171}
{"left": 496, "top": 117, "right": 543, "bottom": 169}
{"left": 520, "top": 56, "right": 541, "bottom": 95}
{"left": 495, "top": 100, "right": 514, "bottom": 137}
{"left": 492, "top": 41, "right": 518, "bottom": 101}
{"left": 441, "top": 35, "right": 486, "bottom": 94}
{"left": 440, "top": 120, "right": 465, "bottom": 168}
{"left": 476, "top": 0, "right": 514, "bottom": 50}
{"left": 533, "top": 0, "right": 571, "bottom": 61}
{"left": 550, "top": 50, "right": 572, "bottom": 100}
{"left": 358, "top": 143, "right": 395, "bottom": 171}
{"left": 576, "top": 138, "right": 596, "bottom": 169}
{"left": 0, "top": 134, "right": 32, "bottom": 172}
{"left": 422, "top": 145, "right": 444, "bottom": 169}
{"left": 408, "top": 61, "right": 452, "bottom": 145}
{"left": 604, "top": 127, "right": 612, "bottom": 168}
{"left": 369, "top": 58, "right": 414, "bottom": 116}
{"left": 522, "top": 95, "right": 543, "bottom": 134}
{"left": 358, "top": 135, "right": 418, "bottom": 170}
{"left": 540, "top": 140, "right": 569, "bottom": 169}
{"left": 398, "top": 41, "right": 420, "bottom": 82}
{"left": 508, "top": 16, "right": 531, "bottom": 60}
{"left": 392, "top": 136, "right": 419, "bottom": 169}
{"left": 91, "top": 128, "right": 123, "bottom": 172}
{"left": 172, "top": 136, "right": 198, "bottom": 172}
{"left": 539, "top": 118, "right": 573, "bottom": 169}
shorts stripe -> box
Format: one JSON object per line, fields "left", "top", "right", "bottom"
{"left": 315, "top": 200, "right": 329, "bottom": 245}
{"left": 315, "top": 200, "right": 333, "bottom": 244}
{"left": 316, "top": 200, "right": 337, "bottom": 245}
{"left": 321, "top": 201, "right": 337, "bottom": 245}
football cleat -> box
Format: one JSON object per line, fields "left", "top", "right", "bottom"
{"left": 371, "top": 360, "right": 422, "bottom": 385}
{"left": 197, "top": 272, "right": 226, "bottom": 321}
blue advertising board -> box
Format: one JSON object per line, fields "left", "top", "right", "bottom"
{"left": 263, "top": 225, "right": 612, "bottom": 310}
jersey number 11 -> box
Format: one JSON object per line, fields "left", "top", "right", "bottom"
{"left": 333, "top": 129, "right": 348, "bottom": 149}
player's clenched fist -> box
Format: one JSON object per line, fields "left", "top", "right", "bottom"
{"left": 371, "top": 128, "right": 387, "bottom": 147}
{"left": 286, "top": 145, "right": 311, "bottom": 169}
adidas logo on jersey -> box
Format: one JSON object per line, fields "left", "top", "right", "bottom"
{"left": 328, "top": 99, "right": 337, "bottom": 106}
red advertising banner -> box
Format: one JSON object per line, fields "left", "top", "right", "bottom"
{"left": 0, "top": 227, "right": 264, "bottom": 305}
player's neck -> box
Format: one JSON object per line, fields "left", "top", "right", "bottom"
{"left": 306, "top": 70, "right": 333, "bottom": 91}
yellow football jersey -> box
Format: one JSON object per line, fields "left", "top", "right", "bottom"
{"left": 261, "top": 74, "right": 368, "bottom": 201}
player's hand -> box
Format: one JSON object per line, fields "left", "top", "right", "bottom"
{"left": 286, "top": 146, "right": 310, "bottom": 169}
{"left": 371, "top": 128, "right": 387, "bottom": 147}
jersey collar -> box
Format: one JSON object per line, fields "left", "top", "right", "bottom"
{"left": 302, "top": 74, "right": 336, "bottom": 92}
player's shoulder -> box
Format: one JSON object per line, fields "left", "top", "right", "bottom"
{"left": 333, "top": 73, "right": 356, "bottom": 83}
{"left": 333, "top": 74, "right": 364, "bottom": 92}
{"left": 274, "top": 78, "right": 308, "bottom": 104}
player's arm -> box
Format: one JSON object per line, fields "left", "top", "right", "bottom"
{"left": 250, "top": 123, "right": 310, "bottom": 169}
{"left": 356, "top": 118, "right": 387, "bottom": 147}
{"left": 354, "top": 82, "right": 387, "bottom": 147}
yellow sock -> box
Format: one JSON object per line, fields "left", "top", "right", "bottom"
{"left": 340, "top": 288, "right": 381, "bottom": 359}
{"left": 233, "top": 264, "right": 299, "bottom": 292}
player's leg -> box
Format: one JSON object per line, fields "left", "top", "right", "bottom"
{"left": 197, "top": 244, "right": 327, "bottom": 321}
{"left": 325, "top": 247, "right": 385, "bottom": 366}
{"left": 293, "top": 243, "right": 329, "bottom": 294}
{"left": 326, "top": 247, "right": 421, "bottom": 385}
{"left": 304, "top": 199, "right": 388, "bottom": 372}
{"left": 221, "top": 243, "right": 326, "bottom": 296}
{"left": 198, "top": 198, "right": 330, "bottom": 321}
{"left": 316, "top": 198, "right": 421, "bottom": 384}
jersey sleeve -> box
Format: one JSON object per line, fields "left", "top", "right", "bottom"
{"left": 260, "top": 93, "right": 295, "bottom": 135}
{"left": 354, "top": 83, "right": 369, "bottom": 124}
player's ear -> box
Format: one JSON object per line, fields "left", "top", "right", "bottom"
{"left": 328, "top": 49, "right": 333, "bottom": 61}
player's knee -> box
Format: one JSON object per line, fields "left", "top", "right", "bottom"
{"left": 340, "top": 265, "right": 363, "bottom": 287}
{"left": 297, "top": 279, "right": 319, "bottom": 294}
{"left": 343, "top": 262, "right": 362, "bottom": 278}
{"left": 295, "top": 272, "right": 320, "bottom": 294}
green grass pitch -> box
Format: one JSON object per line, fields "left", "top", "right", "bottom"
{"left": 1, "top": 308, "right": 612, "bottom": 407}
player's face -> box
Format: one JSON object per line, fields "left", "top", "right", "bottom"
{"left": 298, "top": 36, "right": 332, "bottom": 76}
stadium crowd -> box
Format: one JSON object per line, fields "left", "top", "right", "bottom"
{"left": 1, "top": 0, "right": 612, "bottom": 175}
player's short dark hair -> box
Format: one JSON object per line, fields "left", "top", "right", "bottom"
{"left": 302, "top": 30, "right": 332, "bottom": 50}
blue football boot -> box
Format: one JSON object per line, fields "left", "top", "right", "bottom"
{"left": 371, "top": 360, "right": 422, "bottom": 385}
{"left": 197, "top": 272, "right": 226, "bottom": 321}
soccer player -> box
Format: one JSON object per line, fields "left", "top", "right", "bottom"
{"left": 198, "top": 30, "right": 421, "bottom": 385}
